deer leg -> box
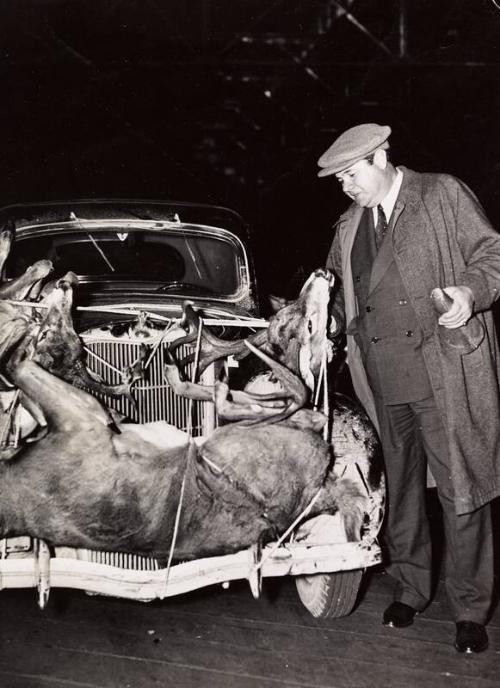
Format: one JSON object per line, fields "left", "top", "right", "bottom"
{"left": 0, "top": 260, "right": 53, "bottom": 300}
{"left": 0, "top": 223, "right": 14, "bottom": 278}
{"left": 0, "top": 312, "right": 32, "bottom": 363}
{"left": 9, "top": 359, "right": 113, "bottom": 432}
{"left": 164, "top": 362, "right": 214, "bottom": 401}
{"left": 18, "top": 391, "right": 48, "bottom": 437}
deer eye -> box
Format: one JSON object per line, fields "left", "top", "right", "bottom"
{"left": 271, "top": 342, "right": 283, "bottom": 356}
{"left": 307, "top": 320, "right": 314, "bottom": 335}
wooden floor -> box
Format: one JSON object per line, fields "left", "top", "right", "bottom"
{"left": 0, "top": 499, "right": 499, "bottom": 688}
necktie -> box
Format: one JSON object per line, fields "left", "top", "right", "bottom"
{"left": 375, "top": 204, "right": 388, "bottom": 249}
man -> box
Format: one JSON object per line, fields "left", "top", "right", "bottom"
{"left": 318, "top": 123, "right": 500, "bottom": 653}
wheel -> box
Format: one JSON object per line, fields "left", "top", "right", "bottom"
{"left": 295, "top": 569, "right": 363, "bottom": 618}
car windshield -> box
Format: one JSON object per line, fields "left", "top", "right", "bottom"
{"left": 8, "top": 227, "right": 244, "bottom": 297}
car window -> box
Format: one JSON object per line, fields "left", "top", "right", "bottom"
{"left": 8, "top": 229, "right": 242, "bottom": 296}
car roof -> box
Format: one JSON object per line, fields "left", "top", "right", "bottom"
{"left": 0, "top": 199, "right": 251, "bottom": 243}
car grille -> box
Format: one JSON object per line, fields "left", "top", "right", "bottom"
{"left": 79, "top": 549, "right": 160, "bottom": 571}
{"left": 82, "top": 337, "right": 216, "bottom": 437}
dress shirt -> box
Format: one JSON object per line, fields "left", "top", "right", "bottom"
{"left": 373, "top": 167, "right": 403, "bottom": 226}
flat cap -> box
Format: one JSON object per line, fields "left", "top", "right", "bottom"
{"left": 317, "top": 123, "right": 391, "bottom": 177}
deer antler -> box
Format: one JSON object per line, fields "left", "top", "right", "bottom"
{"left": 169, "top": 301, "right": 268, "bottom": 375}
{"left": 239, "top": 340, "right": 308, "bottom": 425}
{"left": 164, "top": 347, "right": 289, "bottom": 407}
{"left": 165, "top": 339, "right": 308, "bottom": 426}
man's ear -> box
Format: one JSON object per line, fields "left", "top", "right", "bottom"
{"left": 268, "top": 294, "right": 291, "bottom": 313}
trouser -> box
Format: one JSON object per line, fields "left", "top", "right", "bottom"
{"left": 374, "top": 394, "right": 494, "bottom": 623}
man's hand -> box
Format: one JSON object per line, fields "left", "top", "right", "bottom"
{"left": 438, "top": 286, "right": 474, "bottom": 329}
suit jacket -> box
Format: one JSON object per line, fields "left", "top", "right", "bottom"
{"left": 327, "top": 166, "right": 500, "bottom": 514}
{"left": 349, "top": 208, "right": 432, "bottom": 403}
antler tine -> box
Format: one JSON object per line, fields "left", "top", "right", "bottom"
{"left": 167, "top": 301, "right": 201, "bottom": 356}
{"left": 191, "top": 326, "right": 253, "bottom": 374}
{"left": 180, "top": 301, "right": 201, "bottom": 337}
{"left": 234, "top": 328, "right": 269, "bottom": 359}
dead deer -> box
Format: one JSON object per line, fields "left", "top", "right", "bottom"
{"left": 0, "top": 230, "right": 146, "bottom": 458}
{"left": 164, "top": 268, "right": 335, "bottom": 426}
{"left": 169, "top": 268, "right": 334, "bottom": 391}
{"left": 0, "top": 280, "right": 369, "bottom": 558}
{"left": 164, "top": 267, "right": 384, "bottom": 540}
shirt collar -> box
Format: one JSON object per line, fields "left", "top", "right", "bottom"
{"left": 373, "top": 167, "right": 403, "bottom": 222}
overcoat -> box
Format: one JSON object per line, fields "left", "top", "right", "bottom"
{"left": 327, "top": 167, "right": 500, "bottom": 515}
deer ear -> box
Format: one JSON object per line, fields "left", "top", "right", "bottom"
{"left": 268, "top": 295, "right": 290, "bottom": 313}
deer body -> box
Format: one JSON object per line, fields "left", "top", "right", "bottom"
{"left": 0, "top": 264, "right": 379, "bottom": 559}
{"left": 0, "top": 355, "right": 359, "bottom": 559}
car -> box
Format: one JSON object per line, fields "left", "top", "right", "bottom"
{"left": 2, "top": 199, "right": 264, "bottom": 431}
{"left": 0, "top": 199, "right": 384, "bottom": 619}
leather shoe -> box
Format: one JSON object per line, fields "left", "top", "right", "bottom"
{"left": 383, "top": 601, "right": 418, "bottom": 628}
{"left": 455, "top": 621, "right": 488, "bottom": 653}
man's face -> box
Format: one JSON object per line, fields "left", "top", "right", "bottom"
{"left": 335, "top": 157, "right": 386, "bottom": 208}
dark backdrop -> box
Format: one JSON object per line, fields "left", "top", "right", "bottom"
{"left": 1, "top": 0, "right": 499, "bottom": 301}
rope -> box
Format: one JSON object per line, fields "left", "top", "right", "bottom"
{"left": 160, "top": 324, "right": 331, "bottom": 588}
{"left": 312, "top": 345, "right": 330, "bottom": 442}
{"left": 84, "top": 347, "right": 122, "bottom": 375}
{"left": 251, "top": 487, "right": 323, "bottom": 574}
{"left": 313, "top": 350, "right": 325, "bottom": 410}
{"left": 322, "top": 348, "right": 329, "bottom": 443}
{"left": 143, "top": 321, "right": 175, "bottom": 370}
{"left": 0, "top": 389, "right": 21, "bottom": 449}
{"left": 1, "top": 300, "right": 48, "bottom": 310}
{"left": 251, "top": 351, "right": 329, "bottom": 572}
{"left": 162, "top": 317, "right": 204, "bottom": 595}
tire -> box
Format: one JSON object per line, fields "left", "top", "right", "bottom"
{"left": 295, "top": 569, "right": 363, "bottom": 618}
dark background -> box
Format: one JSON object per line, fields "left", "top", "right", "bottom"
{"left": 1, "top": 0, "right": 500, "bottom": 301}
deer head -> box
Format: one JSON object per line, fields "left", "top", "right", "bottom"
{"left": 266, "top": 268, "right": 333, "bottom": 390}
{"left": 169, "top": 268, "right": 334, "bottom": 390}
{"left": 165, "top": 268, "right": 334, "bottom": 426}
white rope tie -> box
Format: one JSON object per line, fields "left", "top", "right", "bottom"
{"left": 250, "top": 343, "right": 330, "bottom": 573}
{"left": 251, "top": 487, "right": 323, "bottom": 574}
{"left": 1, "top": 300, "right": 49, "bottom": 310}
{"left": 313, "top": 350, "right": 326, "bottom": 410}
{"left": 322, "top": 348, "right": 329, "bottom": 443}
{"left": 0, "top": 389, "right": 21, "bottom": 449}
{"left": 162, "top": 317, "right": 204, "bottom": 595}
{"left": 312, "top": 346, "right": 329, "bottom": 442}
{"left": 143, "top": 321, "right": 175, "bottom": 370}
